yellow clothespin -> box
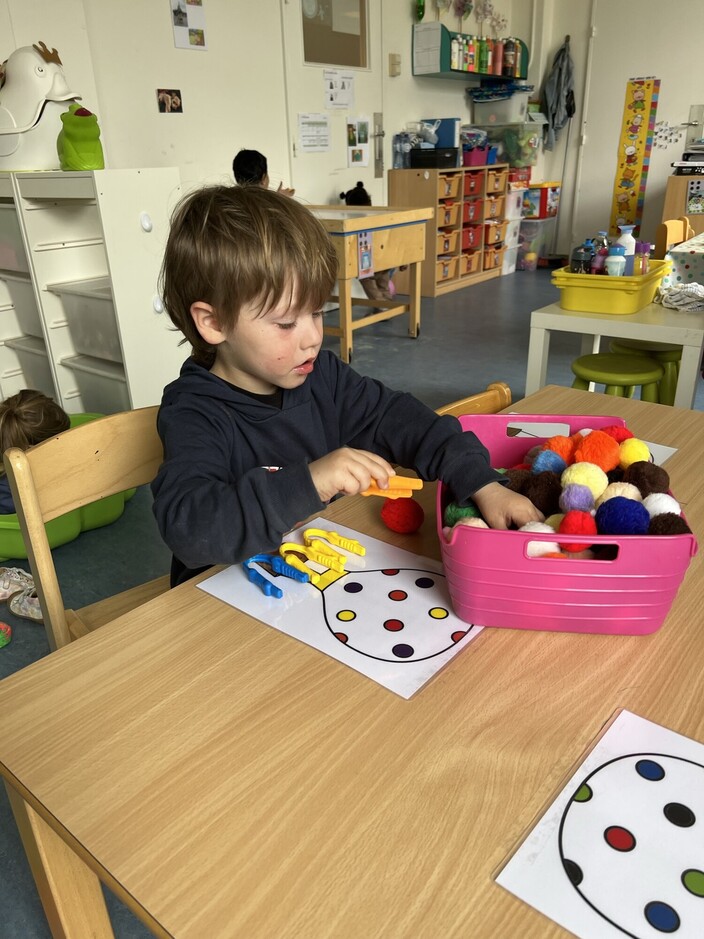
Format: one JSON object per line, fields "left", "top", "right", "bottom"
{"left": 303, "top": 528, "right": 366, "bottom": 557}
{"left": 361, "top": 475, "right": 424, "bottom": 499}
{"left": 279, "top": 542, "right": 347, "bottom": 581}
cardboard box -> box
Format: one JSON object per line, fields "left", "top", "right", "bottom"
{"left": 522, "top": 182, "right": 560, "bottom": 219}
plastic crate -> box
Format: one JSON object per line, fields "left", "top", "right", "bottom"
{"left": 437, "top": 413, "right": 698, "bottom": 635}
{"left": 436, "top": 202, "right": 460, "bottom": 227}
{"left": 436, "top": 255, "right": 458, "bottom": 282}
{"left": 437, "top": 174, "right": 460, "bottom": 200}
{"left": 463, "top": 172, "right": 484, "bottom": 197}
{"left": 461, "top": 225, "right": 482, "bottom": 251}
{"left": 551, "top": 260, "right": 671, "bottom": 314}
{"left": 460, "top": 251, "right": 481, "bottom": 275}
{"left": 462, "top": 199, "right": 483, "bottom": 224}
{"left": 436, "top": 229, "right": 458, "bottom": 254}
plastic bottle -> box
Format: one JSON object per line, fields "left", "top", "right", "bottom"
{"left": 570, "top": 244, "right": 593, "bottom": 274}
{"left": 615, "top": 224, "right": 636, "bottom": 275}
{"left": 467, "top": 35, "right": 475, "bottom": 71}
{"left": 502, "top": 38, "right": 516, "bottom": 77}
{"left": 592, "top": 231, "right": 610, "bottom": 253}
{"left": 451, "top": 34, "right": 461, "bottom": 70}
{"left": 492, "top": 39, "right": 504, "bottom": 76}
{"left": 605, "top": 244, "right": 626, "bottom": 276}
{"left": 485, "top": 38, "right": 493, "bottom": 73}
{"left": 513, "top": 38, "right": 523, "bottom": 77}
{"left": 590, "top": 246, "right": 608, "bottom": 275}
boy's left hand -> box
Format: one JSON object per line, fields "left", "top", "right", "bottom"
{"left": 472, "top": 481, "right": 544, "bottom": 530}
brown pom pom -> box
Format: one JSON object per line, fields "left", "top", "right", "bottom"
{"left": 522, "top": 471, "right": 563, "bottom": 516}
{"left": 504, "top": 468, "right": 531, "bottom": 492}
{"left": 606, "top": 467, "right": 625, "bottom": 484}
{"left": 623, "top": 461, "right": 670, "bottom": 497}
{"left": 648, "top": 513, "right": 692, "bottom": 536}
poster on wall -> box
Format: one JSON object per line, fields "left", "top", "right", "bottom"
{"left": 298, "top": 113, "right": 331, "bottom": 152}
{"left": 171, "top": 0, "right": 207, "bottom": 51}
{"left": 347, "top": 116, "right": 370, "bottom": 167}
{"left": 686, "top": 179, "right": 704, "bottom": 215}
{"left": 324, "top": 68, "right": 355, "bottom": 110}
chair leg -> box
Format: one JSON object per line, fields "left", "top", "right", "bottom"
{"left": 572, "top": 377, "right": 589, "bottom": 390}
{"left": 624, "top": 385, "right": 637, "bottom": 399}
{"left": 641, "top": 381, "right": 660, "bottom": 403}
{"left": 658, "top": 362, "right": 677, "bottom": 406}
{"left": 604, "top": 384, "right": 626, "bottom": 397}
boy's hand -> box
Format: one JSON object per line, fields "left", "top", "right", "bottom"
{"left": 277, "top": 182, "right": 295, "bottom": 197}
{"left": 472, "top": 481, "right": 544, "bottom": 529}
{"left": 309, "top": 448, "right": 396, "bottom": 503}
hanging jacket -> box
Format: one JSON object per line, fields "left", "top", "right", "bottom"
{"left": 542, "top": 38, "right": 575, "bottom": 151}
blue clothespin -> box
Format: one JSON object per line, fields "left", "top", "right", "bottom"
{"left": 242, "top": 553, "right": 309, "bottom": 599}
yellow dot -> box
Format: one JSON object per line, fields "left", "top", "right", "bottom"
{"left": 336, "top": 609, "right": 356, "bottom": 622}
{"left": 429, "top": 607, "right": 449, "bottom": 619}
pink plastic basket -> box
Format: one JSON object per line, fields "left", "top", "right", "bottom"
{"left": 437, "top": 414, "right": 698, "bottom": 636}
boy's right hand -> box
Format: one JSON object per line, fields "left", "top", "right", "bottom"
{"left": 309, "top": 448, "right": 396, "bottom": 503}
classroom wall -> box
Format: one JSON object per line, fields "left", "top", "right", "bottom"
{"left": 1, "top": 0, "right": 702, "bottom": 249}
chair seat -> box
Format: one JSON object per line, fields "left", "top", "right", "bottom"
{"left": 571, "top": 353, "right": 664, "bottom": 385}
{"left": 609, "top": 338, "right": 682, "bottom": 362}
{"left": 68, "top": 574, "right": 172, "bottom": 641}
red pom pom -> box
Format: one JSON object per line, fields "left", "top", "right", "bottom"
{"left": 599, "top": 424, "right": 635, "bottom": 443}
{"left": 380, "top": 497, "right": 425, "bottom": 534}
{"left": 558, "top": 510, "right": 597, "bottom": 552}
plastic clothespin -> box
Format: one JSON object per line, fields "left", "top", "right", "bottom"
{"left": 279, "top": 542, "right": 347, "bottom": 581}
{"left": 242, "top": 559, "right": 283, "bottom": 599}
{"left": 303, "top": 528, "right": 366, "bottom": 557}
{"left": 361, "top": 475, "right": 424, "bottom": 500}
{"left": 242, "top": 553, "right": 310, "bottom": 599}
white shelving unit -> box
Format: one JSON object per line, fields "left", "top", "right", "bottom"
{"left": 0, "top": 168, "right": 184, "bottom": 413}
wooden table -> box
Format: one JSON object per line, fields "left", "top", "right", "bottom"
{"left": 1, "top": 387, "right": 702, "bottom": 939}
{"left": 312, "top": 205, "right": 432, "bottom": 363}
{"left": 524, "top": 301, "right": 704, "bottom": 408}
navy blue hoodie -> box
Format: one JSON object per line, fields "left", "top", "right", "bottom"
{"left": 152, "top": 352, "right": 504, "bottom": 585}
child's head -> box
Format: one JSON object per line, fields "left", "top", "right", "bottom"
{"left": 340, "top": 181, "right": 372, "bottom": 207}
{"left": 0, "top": 389, "right": 70, "bottom": 459}
{"left": 232, "top": 148, "right": 268, "bottom": 187}
{"left": 160, "top": 184, "right": 338, "bottom": 366}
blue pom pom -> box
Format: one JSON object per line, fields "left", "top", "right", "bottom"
{"left": 531, "top": 449, "right": 567, "bottom": 475}
{"left": 595, "top": 496, "right": 650, "bottom": 535}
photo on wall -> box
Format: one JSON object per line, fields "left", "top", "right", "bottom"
{"left": 157, "top": 88, "right": 183, "bottom": 113}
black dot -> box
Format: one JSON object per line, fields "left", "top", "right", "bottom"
{"left": 663, "top": 802, "right": 695, "bottom": 828}
{"left": 415, "top": 577, "right": 434, "bottom": 588}
{"left": 392, "top": 643, "right": 414, "bottom": 658}
{"left": 343, "top": 581, "right": 363, "bottom": 593}
{"left": 563, "top": 858, "right": 583, "bottom": 886}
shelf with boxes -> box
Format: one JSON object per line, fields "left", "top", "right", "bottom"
{"left": 0, "top": 169, "right": 184, "bottom": 414}
{"left": 388, "top": 163, "right": 510, "bottom": 297}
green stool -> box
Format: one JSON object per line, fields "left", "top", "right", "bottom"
{"left": 570, "top": 352, "right": 664, "bottom": 402}
{"left": 609, "top": 339, "right": 681, "bottom": 406}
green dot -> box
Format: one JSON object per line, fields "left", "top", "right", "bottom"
{"left": 574, "top": 783, "right": 592, "bottom": 803}
{"left": 682, "top": 869, "right": 704, "bottom": 897}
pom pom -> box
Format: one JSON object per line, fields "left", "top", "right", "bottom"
{"left": 599, "top": 424, "right": 634, "bottom": 443}
{"left": 453, "top": 516, "right": 490, "bottom": 530}
{"left": 619, "top": 437, "right": 651, "bottom": 469}
{"left": 531, "top": 449, "right": 567, "bottom": 474}
{"left": 544, "top": 513, "right": 565, "bottom": 531}
{"left": 0, "top": 621, "right": 11, "bottom": 648}
{"left": 541, "top": 551, "right": 569, "bottom": 559}
{"left": 642, "top": 492, "right": 681, "bottom": 518}
{"left": 606, "top": 467, "right": 625, "bottom": 484}
{"left": 523, "top": 444, "right": 543, "bottom": 466}
{"left": 559, "top": 483, "right": 594, "bottom": 514}
{"left": 443, "top": 501, "right": 479, "bottom": 526}
{"left": 558, "top": 510, "right": 598, "bottom": 552}
{"left": 595, "top": 496, "right": 650, "bottom": 535}
{"left": 595, "top": 482, "right": 642, "bottom": 507}
{"left": 519, "top": 521, "right": 560, "bottom": 558}
{"left": 622, "top": 461, "right": 670, "bottom": 497}
{"left": 573, "top": 430, "right": 621, "bottom": 472}
{"left": 522, "top": 471, "right": 563, "bottom": 516}
{"left": 542, "top": 434, "right": 576, "bottom": 464}
{"left": 381, "top": 497, "right": 424, "bottom": 534}
{"left": 561, "top": 462, "right": 608, "bottom": 500}
{"left": 504, "top": 468, "right": 531, "bottom": 492}
{"left": 649, "top": 514, "right": 692, "bottom": 536}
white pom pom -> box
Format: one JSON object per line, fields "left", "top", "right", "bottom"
{"left": 642, "top": 492, "right": 681, "bottom": 518}
{"left": 520, "top": 521, "right": 560, "bottom": 557}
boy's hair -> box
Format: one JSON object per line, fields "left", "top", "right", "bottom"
{"left": 232, "top": 148, "right": 268, "bottom": 185}
{"left": 340, "top": 181, "right": 372, "bottom": 207}
{"left": 160, "top": 185, "right": 339, "bottom": 366}
{"left": 0, "top": 389, "right": 70, "bottom": 460}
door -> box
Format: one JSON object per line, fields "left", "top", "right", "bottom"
{"left": 280, "top": 0, "right": 385, "bottom": 206}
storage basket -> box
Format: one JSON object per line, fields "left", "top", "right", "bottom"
{"left": 436, "top": 229, "right": 458, "bottom": 254}
{"left": 461, "top": 225, "right": 482, "bottom": 251}
{"left": 484, "top": 194, "right": 504, "bottom": 219}
{"left": 436, "top": 255, "right": 458, "bottom": 282}
{"left": 486, "top": 168, "right": 508, "bottom": 193}
{"left": 463, "top": 172, "right": 484, "bottom": 197}
{"left": 551, "top": 260, "right": 671, "bottom": 314}
{"left": 484, "top": 220, "right": 507, "bottom": 245}
{"left": 460, "top": 251, "right": 481, "bottom": 275}
{"left": 462, "top": 199, "right": 483, "bottom": 224}
{"left": 483, "top": 245, "right": 504, "bottom": 270}
{"left": 437, "top": 174, "right": 460, "bottom": 200}
{"left": 437, "top": 413, "right": 698, "bottom": 635}
{"left": 437, "top": 202, "right": 460, "bottom": 227}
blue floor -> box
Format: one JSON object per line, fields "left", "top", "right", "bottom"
{"left": 1, "top": 268, "right": 702, "bottom": 938}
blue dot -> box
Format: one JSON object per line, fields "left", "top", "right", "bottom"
{"left": 415, "top": 577, "right": 434, "bottom": 588}
{"left": 392, "top": 644, "right": 414, "bottom": 658}
{"left": 636, "top": 759, "right": 665, "bottom": 781}
{"left": 644, "top": 900, "right": 680, "bottom": 933}
{"left": 343, "top": 581, "right": 363, "bottom": 593}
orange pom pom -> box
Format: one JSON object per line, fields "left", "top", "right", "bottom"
{"left": 558, "top": 510, "right": 598, "bottom": 553}
{"left": 573, "top": 430, "right": 621, "bottom": 472}
{"left": 543, "top": 434, "right": 576, "bottom": 464}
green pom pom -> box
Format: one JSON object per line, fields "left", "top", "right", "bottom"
{"left": 443, "top": 501, "right": 479, "bottom": 525}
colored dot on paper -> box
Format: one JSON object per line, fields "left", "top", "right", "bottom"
{"left": 563, "top": 858, "right": 583, "bottom": 886}
{"left": 343, "top": 581, "right": 363, "bottom": 593}
{"left": 451, "top": 630, "right": 467, "bottom": 643}
{"left": 392, "top": 644, "right": 414, "bottom": 658}
{"left": 382, "top": 569, "right": 400, "bottom": 576}
{"left": 604, "top": 826, "right": 636, "bottom": 851}
{"left": 574, "top": 783, "right": 592, "bottom": 803}
{"left": 415, "top": 577, "right": 434, "bottom": 588}
{"left": 663, "top": 802, "right": 695, "bottom": 827}
{"left": 388, "top": 590, "right": 407, "bottom": 601}
{"left": 384, "top": 619, "right": 404, "bottom": 632}
{"left": 336, "top": 609, "right": 356, "bottom": 622}
{"left": 682, "top": 869, "right": 704, "bottom": 897}
{"left": 643, "top": 900, "right": 680, "bottom": 933}
{"left": 334, "top": 632, "right": 349, "bottom": 643}
{"left": 636, "top": 759, "right": 665, "bottom": 781}
{"left": 429, "top": 607, "right": 449, "bottom": 619}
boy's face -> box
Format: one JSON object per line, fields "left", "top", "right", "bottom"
{"left": 192, "top": 291, "right": 325, "bottom": 394}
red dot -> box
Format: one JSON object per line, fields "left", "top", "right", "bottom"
{"left": 388, "top": 590, "right": 408, "bottom": 601}
{"left": 604, "top": 826, "right": 635, "bottom": 851}
{"left": 451, "top": 630, "right": 468, "bottom": 642}
{"left": 334, "top": 632, "right": 349, "bottom": 643}
{"left": 382, "top": 569, "right": 400, "bottom": 576}
{"left": 384, "top": 619, "right": 404, "bottom": 631}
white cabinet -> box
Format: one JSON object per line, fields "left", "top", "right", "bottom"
{"left": 0, "top": 168, "right": 184, "bottom": 413}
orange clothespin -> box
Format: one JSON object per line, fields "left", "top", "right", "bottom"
{"left": 361, "top": 475, "right": 424, "bottom": 499}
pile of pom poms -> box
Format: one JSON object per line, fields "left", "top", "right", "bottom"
{"left": 443, "top": 424, "right": 692, "bottom": 556}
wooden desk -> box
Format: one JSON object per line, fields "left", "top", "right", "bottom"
{"left": 525, "top": 301, "right": 704, "bottom": 408}
{"left": 312, "top": 206, "right": 432, "bottom": 363}
{"left": 1, "top": 388, "right": 702, "bottom": 939}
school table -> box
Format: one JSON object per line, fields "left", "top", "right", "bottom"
{"left": 312, "top": 205, "right": 432, "bottom": 363}
{"left": 524, "top": 301, "right": 704, "bottom": 408}
{"left": 1, "top": 387, "right": 702, "bottom": 939}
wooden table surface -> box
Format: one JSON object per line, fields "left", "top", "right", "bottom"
{"left": 1, "top": 387, "right": 702, "bottom": 939}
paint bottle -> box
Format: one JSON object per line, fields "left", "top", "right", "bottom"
{"left": 616, "top": 224, "right": 637, "bottom": 275}
{"left": 502, "top": 38, "right": 516, "bottom": 77}
{"left": 467, "top": 35, "right": 476, "bottom": 71}
{"left": 492, "top": 39, "right": 504, "bottom": 76}
{"left": 451, "top": 34, "right": 461, "bottom": 70}
{"left": 605, "top": 244, "right": 627, "bottom": 276}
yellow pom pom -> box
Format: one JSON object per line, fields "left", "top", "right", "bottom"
{"left": 561, "top": 462, "right": 609, "bottom": 500}
{"left": 544, "top": 513, "right": 565, "bottom": 531}
{"left": 619, "top": 437, "right": 651, "bottom": 469}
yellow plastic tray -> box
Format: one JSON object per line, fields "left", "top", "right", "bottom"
{"left": 551, "top": 259, "right": 670, "bottom": 314}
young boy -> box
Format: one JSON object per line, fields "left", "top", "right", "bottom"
{"left": 152, "top": 185, "right": 542, "bottom": 586}
{"left": 232, "top": 148, "right": 294, "bottom": 197}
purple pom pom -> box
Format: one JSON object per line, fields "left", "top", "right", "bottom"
{"left": 595, "top": 496, "right": 650, "bottom": 536}
{"left": 532, "top": 449, "right": 567, "bottom": 475}
{"left": 559, "top": 483, "right": 594, "bottom": 513}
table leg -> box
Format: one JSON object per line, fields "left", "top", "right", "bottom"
{"left": 407, "top": 261, "right": 421, "bottom": 338}
{"left": 581, "top": 333, "right": 601, "bottom": 355}
{"left": 5, "top": 782, "right": 114, "bottom": 939}
{"left": 337, "top": 277, "right": 353, "bottom": 363}
{"left": 674, "top": 344, "right": 701, "bottom": 408}
{"left": 525, "top": 324, "right": 550, "bottom": 395}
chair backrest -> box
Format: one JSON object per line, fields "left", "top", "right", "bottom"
{"left": 4, "top": 406, "right": 163, "bottom": 650}
{"left": 653, "top": 216, "right": 693, "bottom": 259}
{"left": 435, "top": 382, "right": 512, "bottom": 417}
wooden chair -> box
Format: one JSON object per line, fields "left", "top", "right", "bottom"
{"left": 4, "top": 406, "right": 170, "bottom": 651}
{"left": 435, "top": 381, "right": 512, "bottom": 417}
{"left": 653, "top": 216, "right": 694, "bottom": 259}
